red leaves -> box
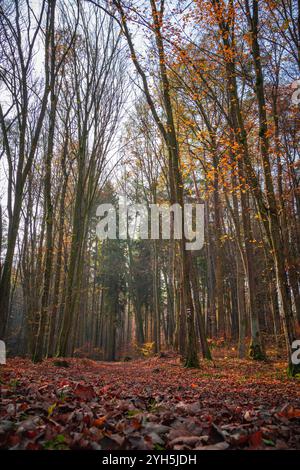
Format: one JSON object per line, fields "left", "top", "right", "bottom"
{"left": 248, "top": 430, "right": 263, "bottom": 448}
{"left": 26, "top": 430, "right": 38, "bottom": 439}
{"left": 74, "top": 383, "right": 96, "bottom": 401}
{"left": 130, "top": 418, "right": 142, "bottom": 430}
{"left": 7, "top": 434, "right": 21, "bottom": 447}
{"left": 0, "top": 356, "right": 300, "bottom": 450}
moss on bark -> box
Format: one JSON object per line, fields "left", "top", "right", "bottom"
{"left": 287, "top": 361, "right": 300, "bottom": 378}
{"left": 184, "top": 352, "right": 200, "bottom": 368}
{"left": 248, "top": 340, "right": 266, "bottom": 361}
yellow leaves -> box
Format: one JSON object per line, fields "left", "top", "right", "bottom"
{"left": 181, "top": 116, "right": 197, "bottom": 129}
{"left": 281, "top": 19, "right": 290, "bottom": 31}
{"left": 206, "top": 168, "right": 215, "bottom": 182}
{"left": 180, "top": 157, "right": 196, "bottom": 179}
{"left": 197, "top": 130, "right": 209, "bottom": 141}
{"left": 220, "top": 234, "right": 228, "bottom": 242}
{"left": 219, "top": 233, "right": 234, "bottom": 244}
{"left": 47, "top": 403, "right": 57, "bottom": 418}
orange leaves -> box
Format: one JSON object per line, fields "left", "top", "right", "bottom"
{"left": 206, "top": 166, "right": 215, "bottom": 183}
{"left": 93, "top": 416, "right": 107, "bottom": 428}
{"left": 197, "top": 129, "right": 209, "bottom": 141}
{"left": 221, "top": 44, "right": 236, "bottom": 63}
{"left": 243, "top": 32, "right": 253, "bottom": 48}
{"left": 278, "top": 405, "right": 300, "bottom": 420}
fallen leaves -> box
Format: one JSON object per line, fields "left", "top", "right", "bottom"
{"left": 0, "top": 356, "right": 300, "bottom": 450}
{"left": 47, "top": 403, "right": 57, "bottom": 418}
{"left": 278, "top": 405, "right": 300, "bottom": 420}
{"left": 93, "top": 416, "right": 106, "bottom": 428}
{"left": 248, "top": 430, "right": 263, "bottom": 448}
{"left": 198, "top": 441, "right": 230, "bottom": 450}
{"left": 74, "top": 384, "right": 96, "bottom": 401}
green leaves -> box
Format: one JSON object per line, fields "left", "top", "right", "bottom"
{"left": 43, "top": 434, "right": 68, "bottom": 450}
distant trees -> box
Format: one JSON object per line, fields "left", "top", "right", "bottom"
{"left": 0, "top": 0, "right": 55, "bottom": 337}
{"left": 0, "top": 0, "right": 126, "bottom": 361}
{"left": 56, "top": 5, "right": 125, "bottom": 358}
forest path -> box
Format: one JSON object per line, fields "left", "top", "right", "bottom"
{"left": 0, "top": 356, "right": 299, "bottom": 449}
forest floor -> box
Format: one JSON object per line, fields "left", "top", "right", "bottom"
{"left": 1, "top": 352, "right": 300, "bottom": 450}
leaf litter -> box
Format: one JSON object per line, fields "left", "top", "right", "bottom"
{"left": 0, "top": 356, "right": 299, "bottom": 450}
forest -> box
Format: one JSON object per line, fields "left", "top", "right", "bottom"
{"left": 0, "top": 0, "right": 300, "bottom": 454}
